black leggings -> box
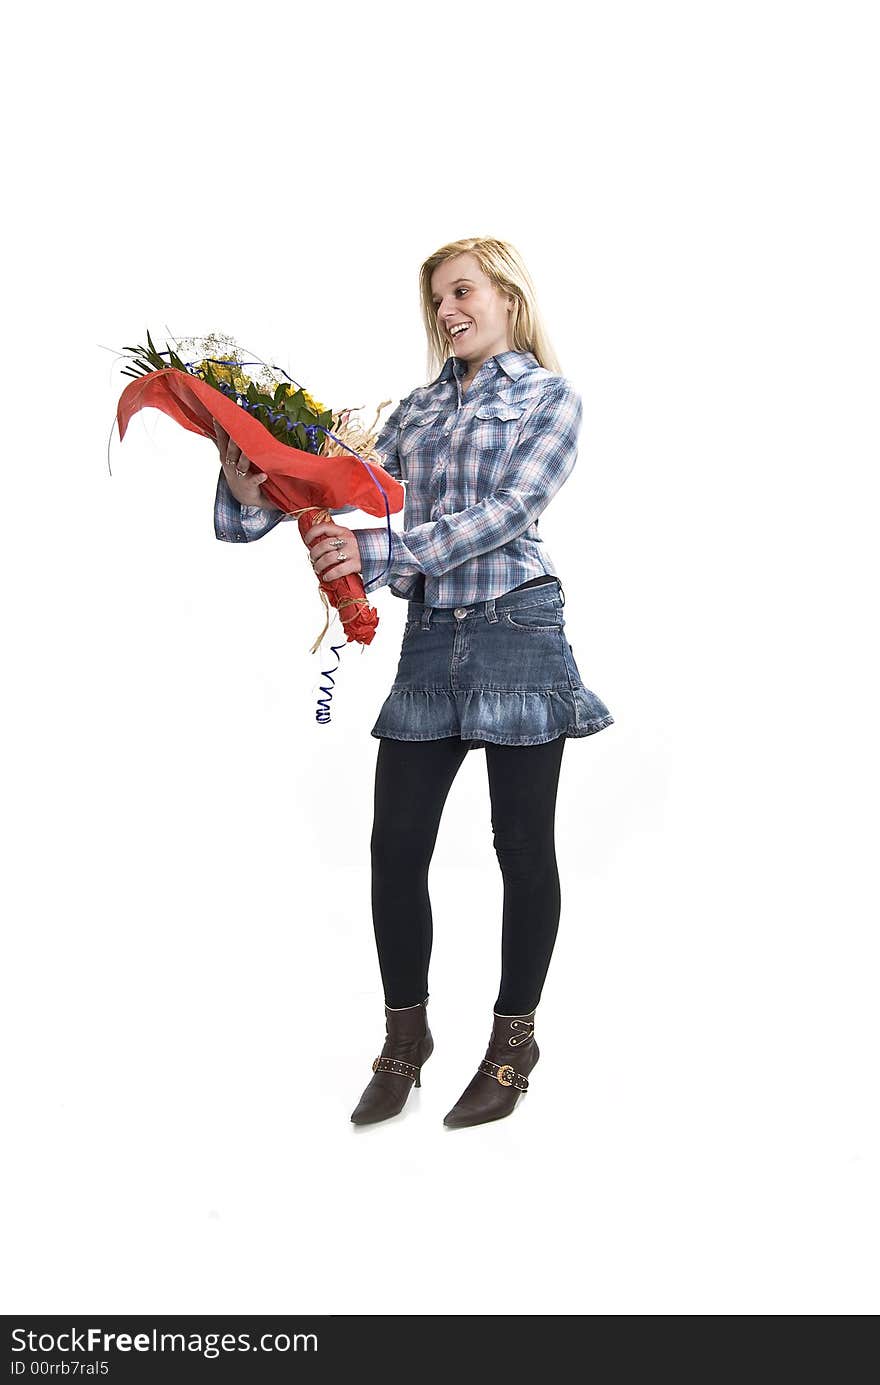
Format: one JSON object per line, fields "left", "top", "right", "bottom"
{"left": 370, "top": 734, "right": 566, "bottom": 1014}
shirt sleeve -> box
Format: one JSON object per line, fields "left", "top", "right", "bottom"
{"left": 352, "top": 379, "right": 582, "bottom": 584}
{"left": 213, "top": 467, "right": 358, "bottom": 543}
{"left": 350, "top": 397, "right": 410, "bottom": 593}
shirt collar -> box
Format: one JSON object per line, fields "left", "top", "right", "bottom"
{"left": 436, "top": 349, "right": 539, "bottom": 386}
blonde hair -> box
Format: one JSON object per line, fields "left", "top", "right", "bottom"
{"left": 418, "top": 236, "right": 563, "bottom": 383}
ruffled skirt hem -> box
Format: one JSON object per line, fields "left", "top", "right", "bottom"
{"left": 370, "top": 686, "right": 615, "bottom": 747}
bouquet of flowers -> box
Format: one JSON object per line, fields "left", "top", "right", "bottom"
{"left": 115, "top": 331, "right": 404, "bottom": 650}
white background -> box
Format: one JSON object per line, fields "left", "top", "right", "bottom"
{"left": 3, "top": 0, "right": 878, "bottom": 1315}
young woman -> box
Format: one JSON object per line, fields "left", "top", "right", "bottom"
{"left": 213, "top": 237, "right": 614, "bottom": 1128}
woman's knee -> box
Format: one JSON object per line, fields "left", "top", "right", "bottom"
{"left": 492, "top": 830, "right": 557, "bottom": 880}
{"left": 370, "top": 820, "right": 436, "bottom": 876}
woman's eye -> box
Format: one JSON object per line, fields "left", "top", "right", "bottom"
{"left": 433, "top": 288, "right": 469, "bottom": 310}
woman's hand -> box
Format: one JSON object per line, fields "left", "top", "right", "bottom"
{"left": 213, "top": 420, "right": 272, "bottom": 507}
{"left": 302, "top": 520, "right": 363, "bottom": 583}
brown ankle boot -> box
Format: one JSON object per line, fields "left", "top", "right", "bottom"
{"left": 350, "top": 998, "right": 434, "bottom": 1125}
{"left": 443, "top": 1009, "right": 539, "bottom": 1129}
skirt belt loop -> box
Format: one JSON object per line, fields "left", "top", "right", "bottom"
{"left": 485, "top": 596, "right": 498, "bottom": 624}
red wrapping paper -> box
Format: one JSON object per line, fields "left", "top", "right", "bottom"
{"left": 116, "top": 368, "right": 404, "bottom": 644}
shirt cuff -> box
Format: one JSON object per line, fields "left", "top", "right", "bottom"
{"left": 214, "top": 469, "right": 288, "bottom": 542}
{"left": 239, "top": 504, "right": 290, "bottom": 540}
{"left": 353, "top": 527, "right": 399, "bottom": 593}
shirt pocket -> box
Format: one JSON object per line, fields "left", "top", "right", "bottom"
{"left": 465, "top": 399, "right": 528, "bottom": 498}
{"left": 398, "top": 408, "right": 444, "bottom": 466}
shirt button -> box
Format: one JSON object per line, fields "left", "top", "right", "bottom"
{"left": 453, "top": 607, "right": 468, "bottom": 618}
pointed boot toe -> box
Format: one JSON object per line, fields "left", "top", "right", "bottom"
{"left": 350, "top": 1070, "right": 419, "bottom": 1125}
{"left": 444, "top": 1011, "right": 539, "bottom": 1130}
{"left": 350, "top": 999, "right": 433, "bottom": 1126}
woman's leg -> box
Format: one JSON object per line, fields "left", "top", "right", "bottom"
{"left": 370, "top": 735, "right": 471, "bottom": 1007}
{"left": 484, "top": 735, "right": 567, "bottom": 1015}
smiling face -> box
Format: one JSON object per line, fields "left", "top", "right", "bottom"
{"left": 430, "top": 252, "right": 515, "bottom": 375}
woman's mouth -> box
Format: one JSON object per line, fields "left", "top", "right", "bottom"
{"left": 449, "top": 323, "right": 472, "bottom": 343}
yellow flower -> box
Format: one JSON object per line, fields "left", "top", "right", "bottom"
{"left": 285, "top": 384, "right": 325, "bottom": 414}
{"left": 207, "top": 359, "right": 251, "bottom": 394}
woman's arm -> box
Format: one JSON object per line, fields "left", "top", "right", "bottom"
{"left": 339, "top": 398, "right": 408, "bottom": 590}
{"left": 214, "top": 395, "right": 407, "bottom": 544}
{"left": 352, "top": 380, "right": 582, "bottom": 584}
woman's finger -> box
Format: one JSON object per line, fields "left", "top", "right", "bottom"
{"left": 302, "top": 521, "right": 341, "bottom": 544}
{"left": 313, "top": 554, "right": 347, "bottom": 581}
{"left": 312, "top": 542, "right": 351, "bottom": 579}
{"left": 212, "top": 419, "right": 229, "bottom": 461}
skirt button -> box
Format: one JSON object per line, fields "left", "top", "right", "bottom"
{"left": 453, "top": 606, "right": 468, "bottom": 618}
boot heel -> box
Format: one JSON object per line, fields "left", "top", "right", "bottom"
{"left": 414, "top": 1038, "right": 433, "bottom": 1086}
{"left": 418, "top": 1031, "right": 434, "bottom": 1087}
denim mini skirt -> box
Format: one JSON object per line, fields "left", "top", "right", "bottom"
{"left": 370, "top": 579, "right": 615, "bottom": 749}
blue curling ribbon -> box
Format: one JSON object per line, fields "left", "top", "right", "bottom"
{"left": 314, "top": 640, "right": 350, "bottom": 726}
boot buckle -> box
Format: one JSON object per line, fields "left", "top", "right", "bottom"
{"left": 478, "top": 1058, "right": 529, "bottom": 1092}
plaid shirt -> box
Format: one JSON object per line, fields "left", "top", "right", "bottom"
{"left": 213, "top": 350, "right": 583, "bottom": 607}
